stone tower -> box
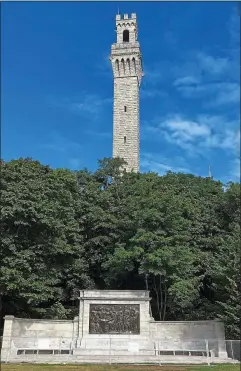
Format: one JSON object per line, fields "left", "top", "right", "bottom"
{"left": 110, "top": 13, "right": 143, "bottom": 172}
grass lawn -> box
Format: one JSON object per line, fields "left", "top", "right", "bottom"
{"left": 1, "top": 364, "right": 240, "bottom": 371}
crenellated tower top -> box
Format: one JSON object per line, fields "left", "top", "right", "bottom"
{"left": 115, "top": 13, "right": 138, "bottom": 43}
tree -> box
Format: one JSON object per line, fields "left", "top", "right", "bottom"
{"left": 214, "top": 183, "right": 241, "bottom": 339}
{"left": 0, "top": 157, "right": 239, "bottom": 339}
{"left": 0, "top": 158, "right": 91, "bottom": 324}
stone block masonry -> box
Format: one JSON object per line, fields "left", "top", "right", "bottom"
{"left": 110, "top": 13, "right": 144, "bottom": 172}
{"left": 113, "top": 77, "right": 140, "bottom": 172}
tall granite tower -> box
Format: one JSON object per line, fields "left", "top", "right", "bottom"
{"left": 110, "top": 13, "right": 143, "bottom": 172}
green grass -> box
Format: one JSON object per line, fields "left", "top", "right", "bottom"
{"left": 1, "top": 364, "right": 240, "bottom": 371}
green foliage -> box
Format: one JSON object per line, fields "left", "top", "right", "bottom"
{"left": 0, "top": 157, "right": 240, "bottom": 338}
{"left": 0, "top": 158, "right": 92, "bottom": 323}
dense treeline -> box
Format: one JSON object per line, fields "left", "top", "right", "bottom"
{"left": 0, "top": 157, "right": 240, "bottom": 339}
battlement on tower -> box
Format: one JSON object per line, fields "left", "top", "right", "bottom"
{"left": 116, "top": 13, "right": 136, "bottom": 21}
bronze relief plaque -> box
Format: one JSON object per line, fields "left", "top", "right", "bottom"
{"left": 89, "top": 304, "right": 140, "bottom": 334}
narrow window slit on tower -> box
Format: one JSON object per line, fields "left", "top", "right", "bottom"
{"left": 124, "top": 136, "right": 127, "bottom": 143}
{"left": 124, "top": 106, "right": 127, "bottom": 112}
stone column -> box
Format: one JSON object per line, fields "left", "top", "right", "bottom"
{"left": 72, "top": 316, "right": 79, "bottom": 348}
{"left": 1, "top": 315, "right": 14, "bottom": 361}
{"left": 77, "top": 291, "right": 85, "bottom": 346}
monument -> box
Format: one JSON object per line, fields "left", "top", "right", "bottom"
{"left": 73, "top": 290, "right": 154, "bottom": 359}
{"left": 110, "top": 13, "right": 143, "bottom": 172}
{"left": 1, "top": 290, "right": 232, "bottom": 363}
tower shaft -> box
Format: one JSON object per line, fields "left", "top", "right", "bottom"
{"left": 110, "top": 13, "right": 143, "bottom": 172}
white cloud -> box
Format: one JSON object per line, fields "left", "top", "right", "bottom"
{"left": 200, "top": 128, "right": 240, "bottom": 151}
{"left": 141, "top": 10, "right": 240, "bottom": 183}
{"left": 164, "top": 117, "right": 210, "bottom": 140}
{"left": 146, "top": 114, "right": 240, "bottom": 157}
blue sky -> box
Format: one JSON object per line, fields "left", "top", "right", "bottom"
{"left": 2, "top": 2, "right": 240, "bottom": 182}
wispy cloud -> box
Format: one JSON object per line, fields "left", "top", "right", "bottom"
{"left": 174, "top": 80, "right": 240, "bottom": 107}
{"left": 42, "top": 132, "right": 81, "bottom": 153}
{"left": 210, "top": 83, "right": 240, "bottom": 106}
{"left": 49, "top": 93, "right": 112, "bottom": 122}
{"left": 42, "top": 133, "right": 84, "bottom": 170}
{"left": 140, "top": 88, "right": 168, "bottom": 99}
{"left": 230, "top": 158, "right": 240, "bottom": 180}
{"left": 69, "top": 158, "right": 82, "bottom": 170}
{"left": 96, "top": 53, "right": 112, "bottom": 77}
{"left": 69, "top": 94, "right": 112, "bottom": 119}
{"left": 227, "top": 8, "right": 240, "bottom": 50}
{"left": 172, "top": 10, "right": 240, "bottom": 107}
{"left": 163, "top": 30, "right": 177, "bottom": 48}
{"left": 141, "top": 152, "right": 191, "bottom": 175}
{"left": 85, "top": 129, "right": 111, "bottom": 138}
{"left": 143, "top": 67, "right": 163, "bottom": 86}
{"left": 144, "top": 10, "right": 240, "bottom": 110}
{"left": 173, "top": 75, "right": 200, "bottom": 86}
{"left": 196, "top": 52, "right": 229, "bottom": 75}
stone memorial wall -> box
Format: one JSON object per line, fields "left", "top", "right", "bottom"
{"left": 1, "top": 290, "right": 230, "bottom": 364}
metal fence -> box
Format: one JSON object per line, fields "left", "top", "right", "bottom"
{"left": 0, "top": 335, "right": 240, "bottom": 364}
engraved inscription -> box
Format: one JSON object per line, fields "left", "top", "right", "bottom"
{"left": 89, "top": 304, "right": 140, "bottom": 334}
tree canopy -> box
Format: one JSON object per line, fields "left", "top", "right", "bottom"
{"left": 0, "top": 157, "right": 240, "bottom": 339}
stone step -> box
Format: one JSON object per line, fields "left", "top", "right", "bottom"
{"left": 2, "top": 355, "right": 239, "bottom": 364}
